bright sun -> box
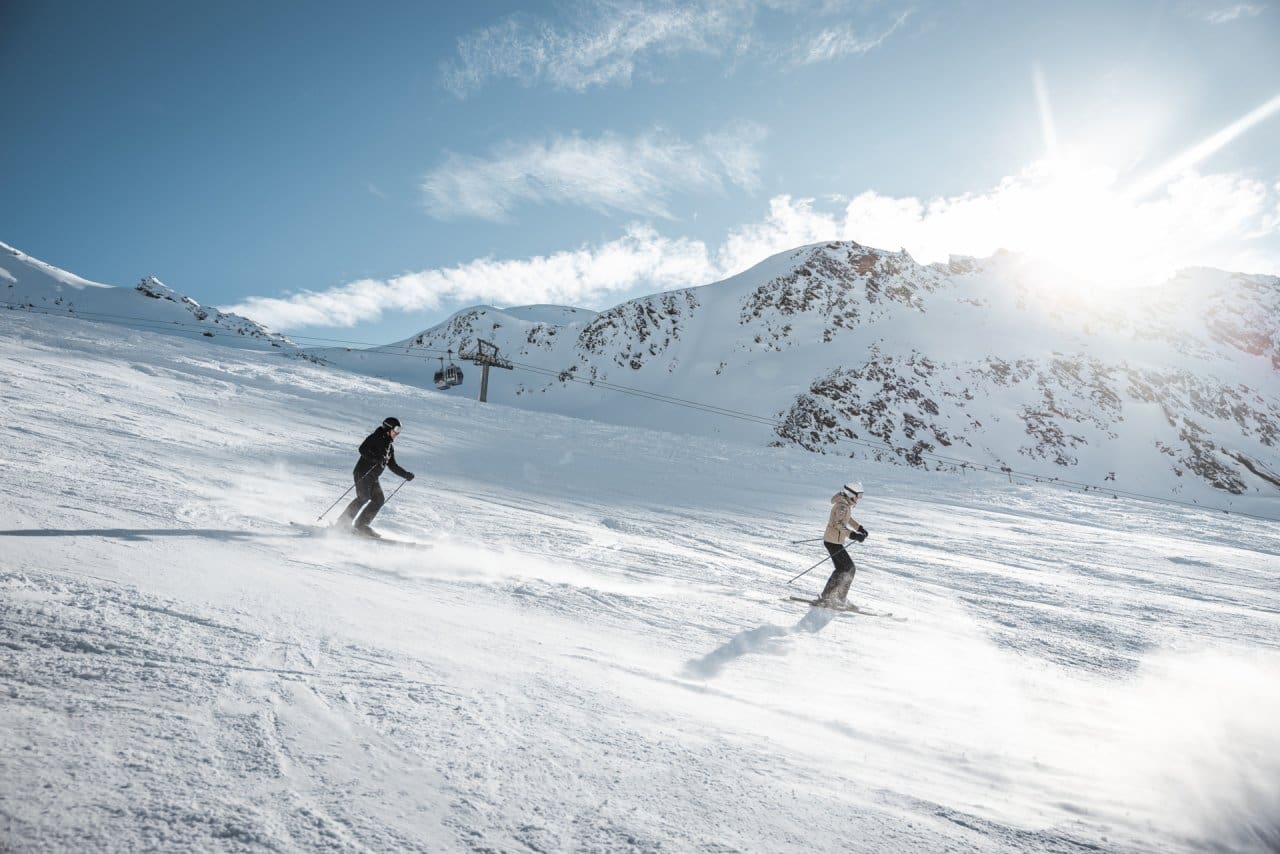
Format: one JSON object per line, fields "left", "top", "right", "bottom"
{"left": 1010, "top": 159, "right": 1144, "bottom": 286}
{"left": 1008, "top": 81, "right": 1280, "bottom": 294}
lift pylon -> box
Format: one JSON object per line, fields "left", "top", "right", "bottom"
{"left": 458, "top": 339, "right": 513, "bottom": 402}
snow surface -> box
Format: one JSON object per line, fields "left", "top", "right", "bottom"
{"left": 498, "top": 304, "right": 599, "bottom": 325}
{"left": 0, "top": 241, "right": 112, "bottom": 290}
{"left": 3, "top": 310, "right": 1279, "bottom": 851}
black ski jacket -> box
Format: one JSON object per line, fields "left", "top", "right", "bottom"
{"left": 355, "top": 426, "right": 410, "bottom": 480}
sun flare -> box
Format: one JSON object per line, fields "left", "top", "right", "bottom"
{"left": 1003, "top": 85, "right": 1280, "bottom": 294}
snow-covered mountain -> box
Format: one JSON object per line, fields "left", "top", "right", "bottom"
{"left": 6, "top": 237, "right": 1275, "bottom": 505}
{"left": 0, "top": 241, "right": 294, "bottom": 350}
{"left": 315, "top": 242, "right": 1279, "bottom": 504}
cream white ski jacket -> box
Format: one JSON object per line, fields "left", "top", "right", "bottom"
{"left": 823, "top": 492, "right": 862, "bottom": 545}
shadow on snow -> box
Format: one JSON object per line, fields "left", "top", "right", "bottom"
{"left": 683, "top": 608, "right": 835, "bottom": 679}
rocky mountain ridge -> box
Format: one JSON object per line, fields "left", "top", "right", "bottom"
{"left": 322, "top": 241, "right": 1278, "bottom": 501}
{"left": 3, "top": 237, "right": 1275, "bottom": 502}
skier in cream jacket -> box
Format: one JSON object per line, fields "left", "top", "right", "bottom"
{"left": 819, "top": 481, "right": 868, "bottom": 605}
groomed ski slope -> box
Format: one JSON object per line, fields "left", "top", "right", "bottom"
{"left": 2, "top": 311, "right": 1278, "bottom": 852}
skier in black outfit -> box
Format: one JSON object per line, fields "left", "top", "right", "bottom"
{"left": 337, "top": 417, "right": 414, "bottom": 538}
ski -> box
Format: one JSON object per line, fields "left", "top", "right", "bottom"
{"left": 359, "top": 535, "right": 434, "bottom": 549}
{"left": 289, "top": 521, "right": 433, "bottom": 550}
{"left": 784, "top": 596, "right": 902, "bottom": 619}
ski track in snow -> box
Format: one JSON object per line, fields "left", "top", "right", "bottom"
{"left": 2, "top": 312, "right": 1280, "bottom": 852}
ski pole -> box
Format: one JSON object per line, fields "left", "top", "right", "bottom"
{"left": 316, "top": 484, "right": 356, "bottom": 523}
{"left": 786, "top": 553, "right": 831, "bottom": 584}
{"left": 789, "top": 537, "right": 825, "bottom": 544}
{"left": 381, "top": 478, "right": 411, "bottom": 508}
{"left": 315, "top": 466, "right": 381, "bottom": 523}
{"left": 786, "top": 543, "right": 853, "bottom": 584}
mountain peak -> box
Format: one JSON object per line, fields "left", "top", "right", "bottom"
{"left": 318, "top": 239, "right": 1277, "bottom": 501}
{"left": 1, "top": 242, "right": 294, "bottom": 351}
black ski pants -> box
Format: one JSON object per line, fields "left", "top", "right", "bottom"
{"left": 820, "top": 541, "right": 856, "bottom": 602}
{"left": 340, "top": 464, "right": 385, "bottom": 528}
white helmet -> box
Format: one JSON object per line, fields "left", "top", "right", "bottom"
{"left": 842, "top": 481, "right": 864, "bottom": 497}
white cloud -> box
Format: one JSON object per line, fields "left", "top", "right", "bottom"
{"left": 440, "top": 0, "right": 912, "bottom": 97}
{"left": 702, "top": 123, "right": 766, "bottom": 190}
{"left": 421, "top": 124, "right": 765, "bottom": 221}
{"left": 228, "top": 163, "right": 1280, "bottom": 332}
{"left": 1198, "top": 2, "right": 1267, "bottom": 23}
{"left": 713, "top": 162, "right": 1280, "bottom": 287}
{"left": 222, "top": 226, "right": 716, "bottom": 330}
{"left": 790, "top": 10, "right": 912, "bottom": 66}
{"left": 714, "top": 195, "right": 847, "bottom": 273}
{"left": 440, "top": 3, "right": 739, "bottom": 98}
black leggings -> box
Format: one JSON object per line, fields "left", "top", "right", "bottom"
{"left": 824, "top": 541, "right": 854, "bottom": 574}
{"left": 820, "top": 541, "right": 856, "bottom": 601}
{"left": 341, "top": 465, "right": 385, "bottom": 527}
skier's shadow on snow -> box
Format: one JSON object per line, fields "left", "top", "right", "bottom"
{"left": 0, "top": 528, "right": 304, "bottom": 543}
{"left": 683, "top": 608, "right": 835, "bottom": 680}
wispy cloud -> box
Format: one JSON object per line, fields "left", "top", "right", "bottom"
{"left": 222, "top": 226, "right": 717, "bottom": 330}
{"left": 790, "top": 10, "right": 912, "bottom": 66}
{"left": 1200, "top": 2, "right": 1267, "bottom": 23}
{"left": 440, "top": 0, "right": 912, "bottom": 98}
{"left": 420, "top": 123, "right": 765, "bottom": 221}
{"left": 440, "top": 3, "right": 740, "bottom": 98}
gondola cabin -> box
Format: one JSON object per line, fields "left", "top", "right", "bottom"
{"left": 434, "top": 351, "right": 464, "bottom": 389}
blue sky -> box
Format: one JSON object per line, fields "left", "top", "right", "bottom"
{"left": 3, "top": 0, "right": 1279, "bottom": 345}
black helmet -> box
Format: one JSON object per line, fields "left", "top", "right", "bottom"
{"left": 382, "top": 417, "right": 401, "bottom": 431}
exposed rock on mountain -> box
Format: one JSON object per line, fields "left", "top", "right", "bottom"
{"left": 5, "top": 236, "right": 1273, "bottom": 501}
{"left": 327, "top": 241, "right": 1275, "bottom": 500}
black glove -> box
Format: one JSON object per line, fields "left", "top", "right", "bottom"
{"left": 404, "top": 471, "right": 415, "bottom": 481}
{"left": 851, "top": 526, "right": 868, "bottom": 543}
